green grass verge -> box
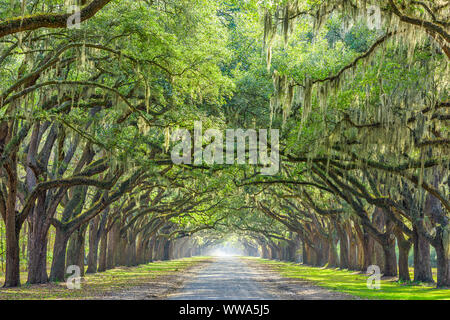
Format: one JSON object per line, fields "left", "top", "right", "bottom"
{"left": 0, "top": 257, "right": 209, "bottom": 300}
{"left": 247, "top": 258, "right": 450, "bottom": 300}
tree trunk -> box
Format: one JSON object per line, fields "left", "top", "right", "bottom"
{"left": 136, "top": 236, "right": 147, "bottom": 264}
{"left": 318, "top": 239, "right": 328, "bottom": 266}
{"left": 26, "top": 217, "right": 49, "bottom": 284}
{"left": 372, "top": 208, "right": 385, "bottom": 271}
{"left": 3, "top": 224, "right": 20, "bottom": 287}
{"left": 398, "top": 241, "right": 411, "bottom": 282}
{"left": 353, "top": 225, "right": 365, "bottom": 271}
{"left": 261, "top": 244, "right": 269, "bottom": 259}
{"left": 382, "top": 235, "right": 398, "bottom": 277}
{"left": 269, "top": 245, "right": 277, "bottom": 260}
{"left": 337, "top": 226, "right": 349, "bottom": 269}
{"left": 434, "top": 228, "right": 450, "bottom": 288}
{"left": 3, "top": 156, "right": 20, "bottom": 288}
{"left": 395, "top": 230, "right": 412, "bottom": 282}
{"left": 147, "top": 237, "right": 155, "bottom": 262}
{"left": 307, "top": 245, "right": 317, "bottom": 265}
{"left": 86, "top": 216, "right": 100, "bottom": 273}
{"left": 302, "top": 241, "right": 307, "bottom": 264}
{"left": 425, "top": 167, "right": 448, "bottom": 287}
{"left": 117, "top": 237, "right": 127, "bottom": 266}
{"left": 126, "top": 238, "right": 137, "bottom": 266}
{"left": 327, "top": 237, "right": 339, "bottom": 268}
{"left": 348, "top": 234, "right": 358, "bottom": 270}
{"left": 413, "top": 225, "right": 434, "bottom": 282}
{"left": 66, "top": 225, "right": 87, "bottom": 277}
{"left": 362, "top": 232, "right": 374, "bottom": 271}
{"left": 49, "top": 230, "right": 70, "bottom": 282}
{"left": 97, "top": 230, "right": 107, "bottom": 272}
{"left": 163, "top": 239, "right": 171, "bottom": 261}
{"left": 373, "top": 241, "right": 385, "bottom": 271}
{"left": 287, "top": 241, "right": 297, "bottom": 262}
{"left": 107, "top": 223, "right": 119, "bottom": 268}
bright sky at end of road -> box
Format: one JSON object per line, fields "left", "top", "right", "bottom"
{"left": 211, "top": 249, "right": 240, "bottom": 257}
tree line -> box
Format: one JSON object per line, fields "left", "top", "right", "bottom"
{"left": 0, "top": 0, "right": 448, "bottom": 290}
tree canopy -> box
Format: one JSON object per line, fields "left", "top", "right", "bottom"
{"left": 0, "top": 0, "right": 448, "bottom": 289}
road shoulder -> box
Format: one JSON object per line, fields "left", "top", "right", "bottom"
{"left": 242, "top": 257, "right": 360, "bottom": 300}
{"left": 99, "top": 258, "right": 214, "bottom": 300}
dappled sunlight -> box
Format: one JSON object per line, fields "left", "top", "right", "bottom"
{"left": 0, "top": 258, "right": 208, "bottom": 300}
{"left": 255, "top": 259, "right": 450, "bottom": 300}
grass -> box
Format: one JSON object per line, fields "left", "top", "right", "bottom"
{"left": 0, "top": 257, "right": 209, "bottom": 300}
{"left": 247, "top": 257, "right": 450, "bottom": 300}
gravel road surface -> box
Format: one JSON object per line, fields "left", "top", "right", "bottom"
{"left": 168, "top": 256, "right": 277, "bottom": 300}
{"left": 167, "top": 256, "right": 357, "bottom": 300}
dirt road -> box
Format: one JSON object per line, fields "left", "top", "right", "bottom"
{"left": 168, "top": 256, "right": 276, "bottom": 300}
{"left": 167, "top": 256, "right": 357, "bottom": 300}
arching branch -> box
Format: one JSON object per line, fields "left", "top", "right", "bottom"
{"left": 0, "top": 0, "right": 113, "bottom": 39}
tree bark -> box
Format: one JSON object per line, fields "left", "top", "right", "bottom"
{"left": 0, "top": 0, "right": 113, "bottom": 39}
{"left": 337, "top": 224, "right": 349, "bottom": 269}
{"left": 434, "top": 228, "right": 450, "bottom": 288}
{"left": 362, "top": 231, "right": 374, "bottom": 271}
{"left": 117, "top": 236, "right": 127, "bottom": 266}
{"left": 136, "top": 236, "right": 147, "bottom": 264}
{"left": 413, "top": 225, "right": 434, "bottom": 282}
{"left": 26, "top": 210, "right": 49, "bottom": 284}
{"left": 347, "top": 227, "right": 358, "bottom": 270}
{"left": 106, "top": 223, "right": 118, "bottom": 268}
{"left": 49, "top": 229, "right": 70, "bottom": 282}
{"left": 424, "top": 169, "right": 449, "bottom": 287}
{"left": 97, "top": 230, "right": 107, "bottom": 272}
{"left": 147, "top": 237, "right": 155, "bottom": 262}
{"left": 163, "top": 239, "right": 171, "bottom": 261}
{"left": 287, "top": 240, "right": 298, "bottom": 262}
{"left": 3, "top": 156, "right": 20, "bottom": 287}
{"left": 395, "top": 229, "right": 412, "bottom": 282}
{"left": 327, "top": 237, "right": 339, "bottom": 268}
{"left": 86, "top": 216, "right": 100, "bottom": 273}
{"left": 261, "top": 244, "right": 269, "bottom": 259}
{"left": 66, "top": 225, "right": 87, "bottom": 277}
{"left": 126, "top": 236, "right": 137, "bottom": 266}
{"left": 382, "top": 234, "right": 398, "bottom": 277}
{"left": 301, "top": 241, "right": 307, "bottom": 264}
